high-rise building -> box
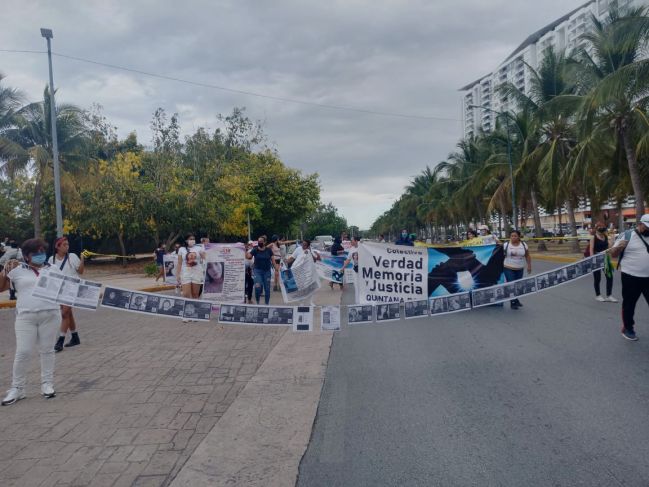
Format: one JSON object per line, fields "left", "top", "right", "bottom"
{"left": 459, "top": 0, "right": 642, "bottom": 139}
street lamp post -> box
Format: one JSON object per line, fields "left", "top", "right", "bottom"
{"left": 40, "top": 28, "right": 63, "bottom": 238}
{"left": 468, "top": 104, "right": 517, "bottom": 230}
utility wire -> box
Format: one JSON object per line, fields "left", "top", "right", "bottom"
{"left": 0, "top": 48, "right": 461, "bottom": 122}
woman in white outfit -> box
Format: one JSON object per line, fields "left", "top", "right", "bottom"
{"left": 50, "top": 237, "right": 85, "bottom": 352}
{"left": 176, "top": 235, "right": 206, "bottom": 322}
{"left": 0, "top": 238, "right": 59, "bottom": 405}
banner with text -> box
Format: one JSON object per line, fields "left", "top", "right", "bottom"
{"left": 357, "top": 242, "right": 503, "bottom": 304}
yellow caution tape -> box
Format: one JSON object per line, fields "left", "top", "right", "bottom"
{"left": 81, "top": 250, "right": 137, "bottom": 259}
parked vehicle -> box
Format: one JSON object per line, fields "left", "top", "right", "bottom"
{"left": 313, "top": 235, "right": 334, "bottom": 251}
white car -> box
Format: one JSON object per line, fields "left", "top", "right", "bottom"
{"left": 313, "top": 235, "right": 334, "bottom": 251}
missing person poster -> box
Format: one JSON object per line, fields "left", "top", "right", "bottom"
{"left": 163, "top": 254, "right": 178, "bottom": 285}
{"left": 279, "top": 253, "right": 321, "bottom": 303}
{"left": 294, "top": 306, "right": 314, "bottom": 332}
{"left": 320, "top": 306, "right": 341, "bottom": 331}
{"left": 203, "top": 243, "right": 246, "bottom": 303}
{"left": 32, "top": 270, "right": 102, "bottom": 310}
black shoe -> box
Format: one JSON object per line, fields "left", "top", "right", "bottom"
{"left": 54, "top": 336, "right": 65, "bottom": 353}
{"left": 511, "top": 303, "right": 520, "bottom": 310}
{"left": 65, "top": 333, "right": 80, "bottom": 347}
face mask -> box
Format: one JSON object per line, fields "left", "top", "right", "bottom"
{"left": 401, "top": 233, "right": 407, "bottom": 238}
{"left": 187, "top": 240, "right": 195, "bottom": 247}
{"left": 597, "top": 228, "right": 606, "bottom": 233}
{"left": 31, "top": 252, "right": 47, "bottom": 265}
{"left": 258, "top": 241, "right": 264, "bottom": 248}
{"left": 642, "top": 229, "right": 649, "bottom": 237}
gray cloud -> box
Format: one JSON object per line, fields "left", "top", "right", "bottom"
{"left": 1, "top": 0, "right": 587, "bottom": 228}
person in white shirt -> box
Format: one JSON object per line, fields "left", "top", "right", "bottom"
{"left": 50, "top": 237, "right": 85, "bottom": 352}
{"left": 503, "top": 230, "right": 532, "bottom": 309}
{"left": 0, "top": 238, "right": 59, "bottom": 405}
{"left": 610, "top": 214, "right": 649, "bottom": 341}
{"left": 478, "top": 224, "right": 500, "bottom": 245}
{"left": 287, "top": 239, "right": 321, "bottom": 266}
{"left": 341, "top": 236, "right": 361, "bottom": 273}
{"left": 176, "top": 235, "right": 206, "bottom": 322}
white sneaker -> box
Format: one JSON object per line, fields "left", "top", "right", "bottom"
{"left": 2, "top": 388, "right": 25, "bottom": 406}
{"left": 596, "top": 295, "right": 606, "bottom": 302}
{"left": 41, "top": 383, "right": 56, "bottom": 399}
{"left": 606, "top": 296, "right": 619, "bottom": 303}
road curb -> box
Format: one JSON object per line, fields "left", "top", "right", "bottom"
{"left": 530, "top": 254, "right": 581, "bottom": 264}
{"left": 0, "top": 283, "right": 176, "bottom": 309}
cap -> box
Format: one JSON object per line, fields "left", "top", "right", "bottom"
{"left": 478, "top": 224, "right": 489, "bottom": 230}
{"left": 640, "top": 214, "right": 649, "bottom": 225}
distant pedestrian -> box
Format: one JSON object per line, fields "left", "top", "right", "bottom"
{"left": 341, "top": 236, "right": 360, "bottom": 273}
{"left": 329, "top": 237, "right": 344, "bottom": 290}
{"left": 395, "top": 229, "right": 413, "bottom": 246}
{"left": 478, "top": 224, "right": 500, "bottom": 245}
{"left": 503, "top": 230, "right": 531, "bottom": 310}
{"left": 154, "top": 242, "right": 166, "bottom": 283}
{"left": 244, "top": 241, "right": 254, "bottom": 303}
{"left": 378, "top": 234, "right": 386, "bottom": 243}
{"left": 49, "top": 237, "right": 85, "bottom": 352}
{"left": 0, "top": 239, "right": 58, "bottom": 405}
{"left": 288, "top": 239, "right": 321, "bottom": 265}
{"left": 269, "top": 235, "right": 283, "bottom": 291}
{"left": 610, "top": 214, "right": 649, "bottom": 341}
{"left": 0, "top": 240, "right": 22, "bottom": 300}
{"left": 590, "top": 222, "right": 616, "bottom": 302}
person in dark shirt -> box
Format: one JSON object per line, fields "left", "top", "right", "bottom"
{"left": 154, "top": 243, "right": 166, "bottom": 283}
{"left": 395, "top": 229, "right": 414, "bottom": 246}
{"left": 246, "top": 236, "right": 279, "bottom": 305}
{"left": 329, "top": 237, "right": 345, "bottom": 289}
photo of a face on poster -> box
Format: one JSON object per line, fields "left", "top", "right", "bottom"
{"left": 404, "top": 299, "right": 428, "bottom": 319}
{"left": 156, "top": 298, "right": 185, "bottom": 317}
{"left": 183, "top": 300, "right": 212, "bottom": 321}
{"left": 446, "top": 292, "right": 471, "bottom": 313}
{"left": 320, "top": 306, "right": 341, "bottom": 331}
{"left": 429, "top": 296, "right": 448, "bottom": 315}
{"left": 101, "top": 288, "right": 132, "bottom": 309}
{"left": 376, "top": 303, "right": 400, "bottom": 322}
{"left": 347, "top": 305, "right": 374, "bottom": 324}
{"left": 204, "top": 261, "right": 225, "bottom": 294}
{"left": 129, "top": 293, "right": 148, "bottom": 311}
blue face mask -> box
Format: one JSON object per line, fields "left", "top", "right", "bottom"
{"left": 31, "top": 252, "right": 47, "bottom": 265}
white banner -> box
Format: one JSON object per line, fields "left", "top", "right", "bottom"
{"left": 280, "top": 253, "right": 321, "bottom": 303}
{"left": 356, "top": 242, "right": 428, "bottom": 304}
{"left": 203, "top": 243, "right": 246, "bottom": 303}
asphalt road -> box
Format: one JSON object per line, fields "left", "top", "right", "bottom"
{"left": 297, "top": 261, "right": 649, "bottom": 487}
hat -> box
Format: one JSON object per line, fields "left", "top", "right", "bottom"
{"left": 640, "top": 214, "right": 649, "bottom": 225}
{"left": 478, "top": 224, "right": 489, "bottom": 230}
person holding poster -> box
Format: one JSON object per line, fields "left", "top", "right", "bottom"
{"left": 0, "top": 239, "right": 59, "bottom": 405}
{"left": 247, "top": 236, "right": 279, "bottom": 305}
{"left": 49, "top": 237, "right": 84, "bottom": 353}
{"left": 329, "top": 236, "right": 345, "bottom": 290}
{"left": 177, "top": 235, "right": 206, "bottom": 322}
{"left": 503, "top": 230, "right": 532, "bottom": 309}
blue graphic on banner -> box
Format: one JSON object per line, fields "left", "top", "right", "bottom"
{"left": 316, "top": 252, "right": 353, "bottom": 284}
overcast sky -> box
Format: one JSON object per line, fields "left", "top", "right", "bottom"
{"left": 1, "top": 0, "right": 589, "bottom": 229}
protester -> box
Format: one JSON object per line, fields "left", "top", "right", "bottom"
{"left": 154, "top": 242, "right": 166, "bottom": 283}
{"left": 395, "top": 229, "right": 414, "bottom": 246}
{"left": 244, "top": 241, "right": 254, "bottom": 303}
{"left": 176, "top": 235, "right": 206, "bottom": 322}
{"left": 341, "top": 236, "right": 360, "bottom": 273}
{"left": 49, "top": 237, "right": 85, "bottom": 352}
{"left": 478, "top": 224, "right": 500, "bottom": 244}
{"left": 503, "top": 230, "right": 532, "bottom": 309}
{"left": 329, "top": 236, "right": 345, "bottom": 290}
{"left": 269, "top": 235, "right": 283, "bottom": 291}
{"left": 610, "top": 214, "right": 649, "bottom": 341}
{"left": 590, "top": 221, "right": 616, "bottom": 302}
{"left": 288, "top": 239, "right": 322, "bottom": 265}
{"left": 246, "top": 236, "right": 279, "bottom": 305}
{"left": 0, "top": 238, "right": 59, "bottom": 405}
{"left": 0, "top": 240, "right": 22, "bottom": 300}
{"left": 466, "top": 229, "right": 477, "bottom": 240}
{"left": 378, "top": 234, "right": 386, "bottom": 243}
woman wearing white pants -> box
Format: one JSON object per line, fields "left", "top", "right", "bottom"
{"left": 0, "top": 239, "right": 59, "bottom": 406}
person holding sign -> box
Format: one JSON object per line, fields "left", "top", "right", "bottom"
{"left": 49, "top": 237, "right": 85, "bottom": 352}
{"left": 0, "top": 239, "right": 59, "bottom": 405}
{"left": 503, "top": 230, "right": 532, "bottom": 309}
{"left": 177, "top": 235, "right": 206, "bottom": 322}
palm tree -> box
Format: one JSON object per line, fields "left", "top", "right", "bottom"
{"left": 0, "top": 74, "right": 25, "bottom": 174}
{"left": 575, "top": 4, "right": 649, "bottom": 218}
{"left": 3, "top": 87, "right": 89, "bottom": 236}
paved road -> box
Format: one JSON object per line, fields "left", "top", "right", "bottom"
{"left": 298, "top": 261, "right": 649, "bottom": 486}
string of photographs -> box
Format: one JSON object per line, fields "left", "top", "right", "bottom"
{"left": 89, "top": 253, "right": 604, "bottom": 332}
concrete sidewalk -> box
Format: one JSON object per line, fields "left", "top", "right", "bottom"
{"left": 0, "top": 281, "right": 340, "bottom": 486}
